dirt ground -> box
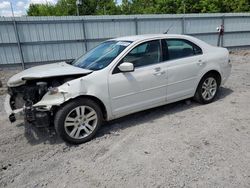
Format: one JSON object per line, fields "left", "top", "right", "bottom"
{"left": 0, "top": 51, "right": 250, "bottom": 188}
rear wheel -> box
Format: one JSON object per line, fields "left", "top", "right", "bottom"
{"left": 54, "top": 98, "right": 103, "bottom": 144}
{"left": 194, "top": 73, "right": 219, "bottom": 104}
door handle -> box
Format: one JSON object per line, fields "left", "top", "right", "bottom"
{"left": 153, "top": 71, "right": 166, "bottom": 76}
{"left": 154, "top": 67, "right": 161, "bottom": 72}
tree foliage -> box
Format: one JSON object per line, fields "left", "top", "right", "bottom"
{"left": 27, "top": 0, "right": 250, "bottom": 16}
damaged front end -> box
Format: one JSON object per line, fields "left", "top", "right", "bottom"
{"left": 6, "top": 62, "right": 93, "bottom": 127}
{"left": 6, "top": 75, "right": 84, "bottom": 128}
{"left": 7, "top": 79, "right": 60, "bottom": 127}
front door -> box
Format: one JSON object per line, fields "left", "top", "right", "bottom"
{"left": 108, "top": 40, "right": 168, "bottom": 117}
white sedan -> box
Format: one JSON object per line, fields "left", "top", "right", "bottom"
{"left": 6, "top": 34, "right": 231, "bottom": 144}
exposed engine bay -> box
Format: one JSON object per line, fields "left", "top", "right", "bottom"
{"left": 8, "top": 75, "right": 84, "bottom": 126}
{"left": 8, "top": 76, "right": 78, "bottom": 109}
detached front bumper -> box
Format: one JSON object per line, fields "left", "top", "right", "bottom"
{"left": 5, "top": 94, "right": 51, "bottom": 127}
{"left": 4, "top": 94, "right": 23, "bottom": 122}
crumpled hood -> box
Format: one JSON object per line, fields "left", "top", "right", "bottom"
{"left": 7, "top": 62, "right": 92, "bottom": 87}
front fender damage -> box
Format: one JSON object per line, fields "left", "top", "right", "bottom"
{"left": 7, "top": 92, "right": 66, "bottom": 125}
{"left": 7, "top": 78, "right": 87, "bottom": 127}
{"left": 33, "top": 92, "right": 66, "bottom": 110}
{"left": 32, "top": 77, "right": 86, "bottom": 109}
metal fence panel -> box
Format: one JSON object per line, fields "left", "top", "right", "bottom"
{"left": 185, "top": 18, "right": 222, "bottom": 34}
{"left": 0, "top": 46, "right": 20, "bottom": 64}
{"left": 85, "top": 20, "right": 136, "bottom": 39}
{"left": 138, "top": 19, "right": 182, "bottom": 34}
{"left": 224, "top": 33, "right": 250, "bottom": 47}
{"left": 0, "top": 23, "right": 16, "bottom": 43}
{"left": 225, "top": 17, "right": 250, "bottom": 32}
{"left": 0, "top": 13, "right": 250, "bottom": 66}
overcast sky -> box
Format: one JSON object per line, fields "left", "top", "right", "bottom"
{"left": 0, "top": 0, "right": 122, "bottom": 17}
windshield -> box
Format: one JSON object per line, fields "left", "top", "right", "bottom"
{"left": 73, "top": 40, "right": 132, "bottom": 70}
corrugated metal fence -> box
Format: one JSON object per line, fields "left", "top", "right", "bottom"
{"left": 0, "top": 13, "right": 250, "bottom": 67}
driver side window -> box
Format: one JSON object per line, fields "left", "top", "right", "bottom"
{"left": 123, "top": 40, "right": 161, "bottom": 68}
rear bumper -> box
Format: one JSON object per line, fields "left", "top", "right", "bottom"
{"left": 221, "top": 63, "right": 232, "bottom": 85}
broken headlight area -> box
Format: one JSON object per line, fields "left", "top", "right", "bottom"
{"left": 7, "top": 76, "right": 77, "bottom": 127}
{"left": 8, "top": 82, "right": 48, "bottom": 110}
{"left": 8, "top": 76, "right": 76, "bottom": 110}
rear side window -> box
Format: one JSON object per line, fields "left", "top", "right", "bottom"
{"left": 164, "top": 39, "right": 202, "bottom": 61}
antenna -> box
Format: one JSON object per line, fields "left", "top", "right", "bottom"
{"left": 164, "top": 23, "right": 174, "bottom": 34}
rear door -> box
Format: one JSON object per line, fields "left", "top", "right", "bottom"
{"left": 162, "top": 39, "right": 204, "bottom": 101}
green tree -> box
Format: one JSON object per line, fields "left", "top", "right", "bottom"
{"left": 27, "top": 4, "right": 40, "bottom": 16}
{"left": 221, "top": 0, "right": 250, "bottom": 12}
{"left": 120, "top": 0, "right": 133, "bottom": 14}
{"left": 55, "top": 0, "right": 75, "bottom": 16}
{"left": 95, "top": 0, "right": 121, "bottom": 15}
{"left": 155, "top": 0, "right": 182, "bottom": 14}
{"left": 26, "top": 0, "right": 250, "bottom": 16}
{"left": 27, "top": 0, "right": 121, "bottom": 16}
{"left": 199, "top": 0, "right": 223, "bottom": 13}
{"left": 27, "top": 3, "right": 56, "bottom": 16}
{"left": 129, "top": 0, "right": 158, "bottom": 14}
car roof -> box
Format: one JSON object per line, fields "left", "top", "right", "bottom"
{"left": 111, "top": 34, "right": 189, "bottom": 42}
{"left": 110, "top": 34, "right": 212, "bottom": 50}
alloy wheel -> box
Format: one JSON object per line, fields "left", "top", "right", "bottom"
{"left": 64, "top": 106, "right": 98, "bottom": 139}
{"left": 201, "top": 77, "right": 217, "bottom": 101}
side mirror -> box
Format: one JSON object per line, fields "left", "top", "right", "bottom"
{"left": 118, "top": 62, "right": 134, "bottom": 72}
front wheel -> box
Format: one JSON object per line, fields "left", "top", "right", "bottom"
{"left": 54, "top": 98, "right": 103, "bottom": 144}
{"left": 194, "top": 74, "right": 219, "bottom": 104}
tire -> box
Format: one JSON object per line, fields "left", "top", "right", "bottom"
{"left": 54, "top": 98, "right": 103, "bottom": 144}
{"left": 194, "top": 73, "right": 219, "bottom": 104}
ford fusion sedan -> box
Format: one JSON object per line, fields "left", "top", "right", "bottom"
{"left": 6, "top": 34, "right": 231, "bottom": 144}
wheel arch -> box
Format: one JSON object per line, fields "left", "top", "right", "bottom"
{"left": 201, "top": 70, "right": 222, "bottom": 86}
{"left": 194, "top": 69, "right": 222, "bottom": 95}
{"left": 193, "top": 69, "right": 222, "bottom": 103}
{"left": 53, "top": 95, "right": 108, "bottom": 121}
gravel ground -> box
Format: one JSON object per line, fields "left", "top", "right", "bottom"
{"left": 0, "top": 51, "right": 250, "bottom": 188}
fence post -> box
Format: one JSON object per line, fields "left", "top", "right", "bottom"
{"left": 82, "top": 19, "right": 88, "bottom": 52}
{"left": 134, "top": 17, "right": 138, "bottom": 35}
{"left": 12, "top": 18, "right": 25, "bottom": 70}
{"left": 221, "top": 15, "right": 225, "bottom": 47}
